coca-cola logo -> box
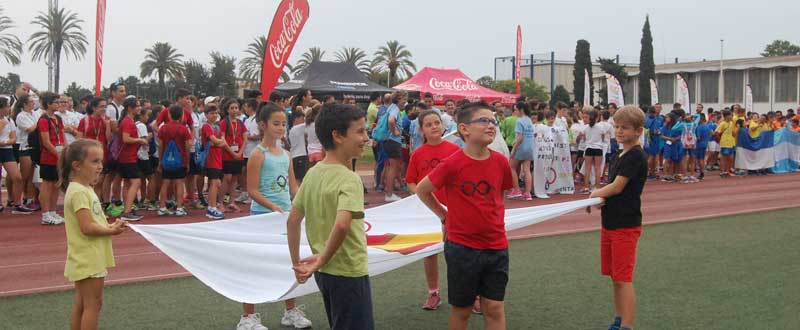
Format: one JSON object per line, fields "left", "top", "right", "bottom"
{"left": 268, "top": 0, "right": 304, "bottom": 69}
{"left": 428, "top": 78, "right": 479, "bottom": 91}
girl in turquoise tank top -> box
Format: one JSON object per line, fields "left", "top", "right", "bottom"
{"left": 241, "top": 103, "right": 311, "bottom": 329}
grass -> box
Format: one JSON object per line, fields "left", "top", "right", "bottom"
{"left": 2, "top": 209, "right": 798, "bottom": 329}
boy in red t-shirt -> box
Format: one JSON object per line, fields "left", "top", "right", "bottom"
{"left": 416, "top": 103, "right": 513, "bottom": 329}
{"left": 219, "top": 99, "right": 247, "bottom": 213}
{"left": 201, "top": 105, "right": 230, "bottom": 219}
{"left": 157, "top": 106, "right": 193, "bottom": 217}
{"left": 37, "top": 92, "right": 67, "bottom": 225}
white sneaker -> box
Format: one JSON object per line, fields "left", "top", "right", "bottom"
{"left": 236, "top": 313, "right": 268, "bottom": 330}
{"left": 281, "top": 306, "right": 312, "bottom": 329}
{"left": 235, "top": 193, "right": 251, "bottom": 204}
{"left": 52, "top": 213, "right": 65, "bottom": 223}
{"left": 384, "top": 194, "right": 402, "bottom": 202}
{"left": 41, "top": 213, "right": 55, "bottom": 225}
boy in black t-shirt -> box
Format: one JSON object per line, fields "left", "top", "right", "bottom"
{"left": 587, "top": 105, "right": 648, "bottom": 330}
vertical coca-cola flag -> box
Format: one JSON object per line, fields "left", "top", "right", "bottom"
{"left": 649, "top": 78, "right": 659, "bottom": 105}
{"left": 260, "top": 0, "right": 310, "bottom": 96}
{"left": 95, "top": 0, "right": 106, "bottom": 96}
{"left": 583, "top": 69, "right": 591, "bottom": 106}
{"left": 676, "top": 74, "right": 690, "bottom": 111}
{"left": 605, "top": 74, "right": 624, "bottom": 107}
{"left": 515, "top": 25, "right": 521, "bottom": 95}
{"left": 745, "top": 84, "right": 753, "bottom": 112}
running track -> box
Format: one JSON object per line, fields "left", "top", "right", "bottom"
{"left": 1, "top": 172, "right": 798, "bottom": 297}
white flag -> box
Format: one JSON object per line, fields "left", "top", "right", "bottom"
{"left": 745, "top": 84, "right": 754, "bottom": 112}
{"left": 649, "top": 78, "right": 659, "bottom": 104}
{"left": 605, "top": 74, "right": 624, "bottom": 106}
{"left": 584, "top": 69, "right": 591, "bottom": 106}
{"left": 676, "top": 74, "right": 690, "bottom": 111}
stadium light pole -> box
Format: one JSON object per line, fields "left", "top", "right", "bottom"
{"left": 719, "top": 39, "right": 724, "bottom": 107}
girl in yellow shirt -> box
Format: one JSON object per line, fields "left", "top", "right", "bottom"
{"left": 60, "top": 139, "right": 127, "bottom": 330}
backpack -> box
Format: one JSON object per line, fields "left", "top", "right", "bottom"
{"left": 371, "top": 106, "right": 393, "bottom": 142}
{"left": 162, "top": 140, "right": 184, "bottom": 171}
{"left": 194, "top": 124, "right": 218, "bottom": 170}
{"left": 27, "top": 115, "right": 53, "bottom": 165}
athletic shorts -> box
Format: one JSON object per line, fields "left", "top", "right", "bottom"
{"left": 118, "top": 162, "right": 141, "bottom": 179}
{"left": 0, "top": 148, "right": 16, "bottom": 163}
{"left": 40, "top": 164, "right": 59, "bottom": 182}
{"left": 292, "top": 156, "right": 308, "bottom": 181}
{"left": 684, "top": 147, "right": 696, "bottom": 157}
{"left": 694, "top": 147, "right": 707, "bottom": 160}
{"left": 600, "top": 226, "right": 642, "bottom": 282}
{"left": 19, "top": 149, "right": 31, "bottom": 157}
{"left": 162, "top": 167, "right": 187, "bottom": 180}
{"left": 707, "top": 141, "right": 721, "bottom": 152}
{"left": 187, "top": 153, "right": 200, "bottom": 175}
{"left": 444, "top": 240, "right": 509, "bottom": 307}
{"left": 137, "top": 159, "right": 154, "bottom": 176}
{"left": 150, "top": 157, "right": 159, "bottom": 171}
{"left": 576, "top": 149, "right": 585, "bottom": 159}
{"left": 103, "top": 160, "right": 119, "bottom": 174}
{"left": 206, "top": 168, "right": 223, "bottom": 180}
{"left": 584, "top": 148, "right": 603, "bottom": 157}
{"left": 314, "top": 272, "right": 374, "bottom": 330}
{"left": 381, "top": 140, "right": 403, "bottom": 160}
{"left": 222, "top": 160, "right": 243, "bottom": 175}
{"left": 11, "top": 144, "right": 19, "bottom": 160}
{"left": 721, "top": 147, "right": 735, "bottom": 156}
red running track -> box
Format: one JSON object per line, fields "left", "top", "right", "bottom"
{"left": 1, "top": 172, "right": 798, "bottom": 297}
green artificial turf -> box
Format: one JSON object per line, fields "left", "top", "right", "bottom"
{"left": 2, "top": 208, "right": 798, "bottom": 329}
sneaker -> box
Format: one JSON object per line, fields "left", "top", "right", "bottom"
{"left": 108, "top": 203, "right": 125, "bottom": 218}
{"left": 174, "top": 207, "right": 188, "bottom": 217}
{"left": 52, "top": 213, "right": 65, "bottom": 223}
{"left": 281, "top": 306, "right": 312, "bottom": 329}
{"left": 121, "top": 212, "right": 144, "bottom": 222}
{"left": 471, "top": 298, "right": 483, "bottom": 315}
{"left": 206, "top": 208, "right": 224, "bottom": 220}
{"left": 384, "top": 194, "right": 402, "bottom": 203}
{"left": 157, "top": 208, "right": 173, "bottom": 216}
{"left": 505, "top": 188, "right": 523, "bottom": 199}
{"left": 698, "top": 172, "right": 705, "bottom": 180}
{"left": 223, "top": 194, "right": 231, "bottom": 205}
{"left": 660, "top": 175, "right": 674, "bottom": 182}
{"left": 189, "top": 200, "right": 205, "bottom": 210}
{"left": 422, "top": 291, "right": 442, "bottom": 310}
{"left": 166, "top": 200, "right": 177, "bottom": 211}
{"left": 237, "top": 313, "right": 268, "bottom": 330}
{"left": 608, "top": 316, "right": 622, "bottom": 330}
{"left": 235, "top": 193, "right": 251, "bottom": 204}
{"left": 146, "top": 202, "right": 159, "bottom": 211}
{"left": 646, "top": 174, "right": 658, "bottom": 180}
{"left": 26, "top": 202, "right": 41, "bottom": 211}
{"left": 535, "top": 194, "right": 550, "bottom": 199}
{"left": 198, "top": 196, "right": 209, "bottom": 207}
{"left": 12, "top": 205, "right": 34, "bottom": 215}
{"left": 522, "top": 193, "right": 533, "bottom": 201}
{"left": 41, "top": 213, "right": 64, "bottom": 225}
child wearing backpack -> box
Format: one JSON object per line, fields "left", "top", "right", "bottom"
{"left": 157, "top": 105, "right": 193, "bottom": 217}
{"left": 202, "top": 105, "right": 228, "bottom": 220}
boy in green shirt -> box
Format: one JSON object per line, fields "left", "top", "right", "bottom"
{"left": 288, "top": 104, "right": 373, "bottom": 330}
{"left": 501, "top": 103, "right": 521, "bottom": 151}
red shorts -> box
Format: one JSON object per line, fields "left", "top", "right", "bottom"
{"left": 600, "top": 226, "right": 642, "bottom": 282}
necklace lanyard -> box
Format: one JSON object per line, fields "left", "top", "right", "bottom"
{"left": 50, "top": 115, "right": 62, "bottom": 145}
{"left": 91, "top": 117, "right": 101, "bottom": 139}
{"left": 229, "top": 119, "right": 237, "bottom": 142}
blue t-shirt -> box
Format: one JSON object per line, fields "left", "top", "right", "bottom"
{"left": 387, "top": 104, "right": 403, "bottom": 144}
{"left": 410, "top": 118, "right": 423, "bottom": 151}
{"left": 515, "top": 116, "right": 535, "bottom": 150}
{"left": 695, "top": 123, "right": 712, "bottom": 149}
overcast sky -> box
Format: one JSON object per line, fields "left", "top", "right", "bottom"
{"left": 2, "top": 0, "right": 797, "bottom": 92}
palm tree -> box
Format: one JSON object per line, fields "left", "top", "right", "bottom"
{"left": 209, "top": 51, "right": 237, "bottom": 96}
{"left": 140, "top": 42, "right": 184, "bottom": 95}
{"left": 292, "top": 47, "right": 325, "bottom": 76}
{"left": 27, "top": 7, "right": 88, "bottom": 92}
{"left": 0, "top": 6, "right": 22, "bottom": 65}
{"left": 334, "top": 47, "right": 371, "bottom": 75}
{"left": 373, "top": 40, "right": 416, "bottom": 87}
{"left": 239, "top": 35, "right": 266, "bottom": 84}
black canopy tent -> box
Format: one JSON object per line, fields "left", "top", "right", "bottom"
{"left": 274, "top": 61, "right": 394, "bottom": 102}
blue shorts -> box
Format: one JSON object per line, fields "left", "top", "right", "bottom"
{"left": 645, "top": 142, "right": 661, "bottom": 156}
{"left": 694, "top": 147, "right": 707, "bottom": 160}
{"left": 663, "top": 143, "right": 684, "bottom": 162}
{"left": 721, "top": 147, "right": 736, "bottom": 156}
{"left": 513, "top": 145, "right": 534, "bottom": 161}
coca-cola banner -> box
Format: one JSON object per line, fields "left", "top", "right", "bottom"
{"left": 95, "top": 0, "right": 106, "bottom": 96}
{"left": 260, "top": 0, "right": 310, "bottom": 96}
{"left": 395, "top": 67, "right": 517, "bottom": 105}
{"left": 515, "top": 25, "right": 521, "bottom": 95}
{"left": 676, "top": 74, "right": 690, "bottom": 111}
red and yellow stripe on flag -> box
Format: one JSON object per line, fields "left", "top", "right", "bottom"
{"left": 367, "top": 232, "right": 442, "bottom": 255}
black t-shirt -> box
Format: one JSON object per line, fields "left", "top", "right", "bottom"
{"left": 601, "top": 145, "right": 648, "bottom": 229}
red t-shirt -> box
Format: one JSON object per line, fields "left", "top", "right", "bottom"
{"left": 156, "top": 107, "right": 194, "bottom": 127}
{"left": 428, "top": 150, "right": 513, "bottom": 250}
{"left": 158, "top": 122, "right": 192, "bottom": 167}
{"left": 37, "top": 114, "right": 65, "bottom": 166}
{"left": 219, "top": 118, "right": 246, "bottom": 161}
{"left": 118, "top": 117, "right": 139, "bottom": 164}
{"left": 406, "top": 141, "right": 461, "bottom": 205}
{"left": 202, "top": 123, "right": 223, "bottom": 169}
{"left": 77, "top": 116, "right": 109, "bottom": 161}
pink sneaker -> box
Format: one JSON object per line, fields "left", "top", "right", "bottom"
{"left": 506, "top": 188, "right": 523, "bottom": 199}
{"left": 522, "top": 193, "right": 533, "bottom": 201}
{"left": 421, "top": 291, "right": 442, "bottom": 310}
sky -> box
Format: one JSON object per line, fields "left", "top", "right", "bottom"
{"left": 2, "top": 0, "right": 798, "bottom": 92}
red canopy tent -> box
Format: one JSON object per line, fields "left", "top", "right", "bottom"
{"left": 394, "top": 67, "right": 518, "bottom": 105}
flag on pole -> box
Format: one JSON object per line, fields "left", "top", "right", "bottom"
{"left": 605, "top": 74, "right": 624, "bottom": 106}
{"left": 260, "top": 0, "right": 310, "bottom": 97}
{"left": 95, "top": 0, "right": 107, "bottom": 96}
{"left": 649, "top": 78, "right": 659, "bottom": 105}
{"left": 515, "top": 25, "right": 521, "bottom": 95}
{"left": 583, "top": 69, "right": 591, "bottom": 106}
{"left": 745, "top": 84, "right": 754, "bottom": 111}
{"left": 676, "top": 74, "right": 690, "bottom": 111}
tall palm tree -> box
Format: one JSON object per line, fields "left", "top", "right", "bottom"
{"left": 209, "top": 51, "right": 237, "bottom": 96}
{"left": 334, "top": 47, "right": 371, "bottom": 75}
{"left": 0, "top": 6, "right": 22, "bottom": 65}
{"left": 292, "top": 47, "right": 325, "bottom": 76}
{"left": 239, "top": 35, "right": 296, "bottom": 85}
{"left": 140, "top": 42, "right": 184, "bottom": 94}
{"left": 27, "top": 7, "right": 88, "bottom": 92}
{"left": 373, "top": 40, "right": 416, "bottom": 87}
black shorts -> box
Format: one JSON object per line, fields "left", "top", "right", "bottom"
{"left": 222, "top": 160, "right": 243, "bottom": 175}
{"left": 11, "top": 144, "right": 19, "bottom": 160}
{"left": 187, "top": 153, "right": 200, "bottom": 175}
{"left": 162, "top": 167, "right": 187, "bottom": 180}
{"left": 103, "top": 160, "right": 119, "bottom": 174}
{"left": 576, "top": 150, "right": 585, "bottom": 159}
{"left": 292, "top": 156, "right": 309, "bottom": 181}
{"left": 40, "top": 164, "right": 59, "bottom": 182}
{"left": 118, "top": 162, "right": 142, "bottom": 179}
{"left": 314, "top": 272, "right": 374, "bottom": 330}
{"left": 444, "top": 240, "right": 509, "bottom": 307}
{"left": 138, "top": 159, "right": 155, "bottom": 176}
{"left": 19, "top": 149, "right": 31, "bottom": 157}
{"left": 206, "top": 168, "right": 223, "bottom": 180}
{"left": 381, "top": 140, "right": 403, "bottom": 160}
{"left": 0, "top": 148, "right": 16, "bottom": 163}
{"left": 150, "top": 157, "right": 159, "bottom": 171}
{"left": 585, "top": 148, "right": 603, "bottom": 157}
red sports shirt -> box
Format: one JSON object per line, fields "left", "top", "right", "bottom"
{"left": 158, "top": 122, "right": 192, "bottom": 167}
{"left": 406, "top": 141, "right": 461, "bottom": 205}
{"left": 156, "top": 107, "right": 194, "bottom": 127}
{"left": 202, "top": 123, "right": 223, "bottom": 170}
{"left": 37, "top": 114, "right": 65, "bottom": 166}
{"left": 118, "top": 117, "right": 139, "bottom": 164}
{"left": 219, "top": 118, "right": 246, "bottom": 161}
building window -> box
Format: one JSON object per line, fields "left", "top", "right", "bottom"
{"left": 724, "top": 70, "right": 744, "bottom": 103}
{"left": 657, "top": 74, "right": 674, "bottom": 104}
{"left": 775, "top": 67, "right": 798, "bottom": 103}
{"left": 701, "top": 71, "right": 719, "bottom": 103}
{"left": 748, "top": 69, "right": 770, "bottom": 103}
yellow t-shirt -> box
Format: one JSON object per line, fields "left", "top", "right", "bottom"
{"left": 716, "top": 121, "right": 736, "bottom": 148}
{"left": 64, "top": 182, "right": 115, "bottom": 282}
{"left": 748, "top": 121, "right": 769, "bottom": 139}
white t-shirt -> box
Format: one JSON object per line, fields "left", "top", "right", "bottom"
{"left": 106, "top": 101, "right": 122, "bottom": 121}
{"left": 584, "top": 123, "right": 606, "bottom": 150}
{"left": 570, "top": 123, "right": 588, "bottom": 151}
{"left": 56, "top": 110, "right": 83, "bottom": 145}
{"left": 0, "top": 116, "right": 16, "bottom": 149}
{"left": 288, "top": 123, "right": 307, "bottom": 158}
{"left": 555, "top": 116, "right": 568, "bottom": 129}
{"left": 600, "top": 121, "right": 614, "bottom": 148}
{"left": 16, "top": 110, "right": 41, "bottom": 150}
{"left": 190, "top": 111, "right": 205, "bottom": 153}
{"left": 243, "top": 116, "right": 260, "bottom": 158}
{"left": 306, "top": 122, "right": 322, "bottom": 155}
{"left": 136, "top": 122, "right": 149, "bottom": 160}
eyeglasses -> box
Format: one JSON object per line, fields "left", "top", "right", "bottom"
{"left": 465, "top": 117, "right": 498, "bottom": 127}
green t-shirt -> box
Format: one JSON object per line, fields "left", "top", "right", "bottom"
{"left": 366, "top": 103, "right": 379, "bottom": 128}
{"left": 293, "top": 162, "right": 367, "bottom": 277}
{"left": 501, "top": 116, "right": 519, "bottom": 146}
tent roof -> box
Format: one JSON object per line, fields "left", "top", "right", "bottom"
{"left": 394, "top": 67, "right": 518, "bottom": 105}
{"left": 275, "top": 61, "right": 393, "bottom": 100}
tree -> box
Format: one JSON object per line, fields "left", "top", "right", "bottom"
{"left": 208, "top": 52, "right": 237, "bottom": 96}
{"left": 64, "top": 81, "right": 92, "bottom": 99}
{"left": 490, "top": 78, "right": 549, "bottom": 102}
{"left": 597, "top": 57, "right": 628, "bottom": 105}
{"left": 573, "top": 39, "right": 593, "bottom": 106}
{"left": 761, "top": 40, "right": 800, "bottom": 57}
{"left": 638, "top": 15, "right": 656, "bottom": 107}
{"left": 373, "top": 40, "right": 417, "bottom": 87}
{"left": 0, "top": 6, "right": 22, "bottom": 65}
{"left": 476, "top": 75, "right": 494, "bottom": 87}
{"left": 0, "top": 72, "right": 21, "bottom": 94}
{"left": 550, "top": 85, "right": 571, "bottom": 107}
{"left": 239, "top": 35, "right": 265, "bottom": 84}
{"left": 293, "top": 47, "right": 325, "bottom": 76}
{"left": 183, "top": 59, "right": 211, "bottom": 95}
{"left": 334, "top": 47, "right": 371, "bottom": 75}
{"left": 140, "top": 42, "right": 184, "bottom": 96}
{"left": 27, "top": 6, "right": 88, "bottom": 93}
